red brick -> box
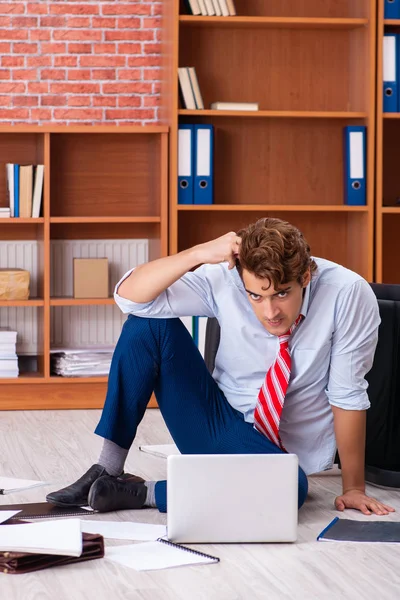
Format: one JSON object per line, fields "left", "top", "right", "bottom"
{"left": 118, "top": 96, "right": 142, "bottom": 107}
{"left": 118, "top": 69, "right": 141, "bottom": 80}
{"left": 68, "top": 70, "right": 92, "bottom": 81}
{"left": 144, "top": 69, "right": 161, "bottom": 81}
{"left": 68, "top": 43, "right": 92, "bottom": 54}
{"left": 2, "top": 57, "right": 24, "bottom": 67}
{"left": 0, "top": 30, "right": 28, "bottom": 41}
{"left": 152, "top": 83, "right": 161, "bottom": 94}
{"left": 27, "top": 4, "right": 49, "bottom": 15}
{"left": 51, "top": 83, "right": 100, "bottom": 94}
{"left": 12, "top": 69, "right": 38, "bottom": 81}
{"left": 0, "top": 70, "right": 10, "bottom": 80}
{"left": 142, "top": 18, "right": 161, "bottom": 28}
{"left": 91, "top": 69, "right": 117, "bottom": 80}
{"left": 41, "top": 95, "right": 67, "bottom": 107}
{"left": 67, "top": 96, "right": 92, "bottom": 107}
{"left": 152, "top": 3, "right": 162, "bottom": 16}
{"left": 41, "top": 43, "right": 67, "bottom": 54}
{"left": 54, "top": 109, "right": 103, "bottom": 120}
{"left": 28, "top": 82, "right": 49, "bottom": 94}
{"left": 105, "top": 30, "right": 154, "bottom": 42}
{"left": 92, "top": 17, "right": 116, "bottom": 28}
{"left": 0, "top": 17, "right": 11, "bottom": 27}
{"left": 13, "top": 43, "right": 39, "bottom": 54}
{"left": 80, "top": 56, "right": 125, "bottom": 67}
{"left": 0, "top": 83, "right": 25, "bottom": 93}
{"left": 102, "top": 4, "right": 152, "bottom": 16}
{"left": 40, "top": 16, "right": 66, "bottom": 28}
{"left": 0, "top": 96, "right": 11, "bottom": 107}
{"left": 12, "top": 17, "right": 38, "bottom": 28}
{"left": 41, "top": 69, "right": 66, "bottom": 81}
{"left": 0, "top": 4, "right": 24, "bottom": 14}
{"left": 53, "top": 30, "right": 102, "bottom": 42}
{"left": 0, "top": 109, "right": 29, "bottom": 119}
{"left": 13, "top": 95, "right": 39, "bottom": 107}
{"left": 93, "top": 96, "right": 117, "bottom": 107}
{"left": 28, "top": 56, "right": 52, "bottom": 68}
{"left": 50, "top": 4, "right": 100, "bottom": 16}
{"left": 105, "top": 109, "right": 155, "bottom": 120}
{"left": 117, "top": 43, "right": 141, "bottom": 54}
{"left": 143, "top": 43, "right": 160, "bottom": 54}
{"left": 30, "top": 109, "right": 52, "bottom": 120}
{"left": 54, "top": 56, "right": 78, "bottom": 67}
{"left": 128, "top": 56, "right": 161, "bottom": 67}
{"left": 93, "top": 43, "right": 116, "bottom": 54}
{"left": 0, "top": 43, "right": 11, "bottom": 53}
{"left": 30, "top": 30, "right": 51, "bottom": 41}
{"left": 66, "top": 17, "right": 91, "bottom": 28}
{"left": 143, "top": 95, "right": 160, "bottom": 107}
{"left": 103, "top": 82, "right": 152, "bottom": 94}
{"left": 117, "top": 18, "right": 141, "bottom": 29}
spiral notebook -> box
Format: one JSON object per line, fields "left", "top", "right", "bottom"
{"left": 106, "top": 537, "right": 220, "bottom": 571}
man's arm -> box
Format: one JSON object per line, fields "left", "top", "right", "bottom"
{"left": 118, "top": 231, "right": 241, "bottom": 303}
{"left": 332, "top": 406, "right": 395, "bottom": 515}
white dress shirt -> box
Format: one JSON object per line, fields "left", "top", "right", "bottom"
{"left": 114, "top": 258, "right": 380, "bottom": 475}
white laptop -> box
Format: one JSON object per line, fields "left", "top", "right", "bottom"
{"left": 167, "top": 453, "right": 299, "bottom": 543}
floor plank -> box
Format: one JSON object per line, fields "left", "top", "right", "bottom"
{"left": 0, "top": 408, "right": 400, "bottom": 600}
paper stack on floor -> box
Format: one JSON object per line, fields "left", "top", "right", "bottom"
{"left": 0, "top": 330, "right": 18, "bottom": 378}
{"left": 50, "top": 347, "right": 114, "bottom": 377}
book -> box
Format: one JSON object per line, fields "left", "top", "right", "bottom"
{"left": 31, "top": 164, "right": 44, "bottom": 218}
{"left": 198, "top": 0, "right": 208, "bottom": 15}
{"left": 19, "top": 165, "right": 33, "bottom": 218}
{"left": 5, "top": 163, "right": 14, "bottom": 217}
{"left": 0, "top": 519, "right": 82, "bottom": 557}
{"left": 211, "top": 0, "right": 222, "bottom": 16}
{"left": 187, "top": 67, "right": 204, "bottom": 110}
{"left": 139, "top": 443, "right": 180, "bottom": 458}
{"left": 226, "top": 0, "right": 236, "bottom": 15}
{"left": 0, "top": 476, "right": 50, "bottom": 496}
{"left": 0, "top": 502, "right": 95, "bottom": 520}
{"left": 218, "top": 0, "right": 230, "bottom": 16}
{"left": 317, "top": 517, "right": 400, "bottom": 543}
{"left": 211, "top": 101, "right": 259, "bottom": 111}
{"left": 204, "top": 0, "right": 215, "bottom": 15}
{"left": 105, "top": 537, "right": 220, "bottom": 571}
{"left": 178, "top": 67, "right": 196, "bottom": 110}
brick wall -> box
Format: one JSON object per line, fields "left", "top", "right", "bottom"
{"left": 0, "top": 1, "right": 161, "bottom": 125}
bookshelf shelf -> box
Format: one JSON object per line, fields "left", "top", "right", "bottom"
{"left": 178, "top": 110, "right": 368, "bottom": 118}
{"left": 381, "top": 207, "right": 400, "bottom": 213}
{"left": 0, "top": 125, "right": 169, "bottom": 409}
{"left": 177, "top": 205, "right": 369, "bottom": 212}
{"left": 383, "top": 113, "right": 400, "bottom": 118}
{"left": 179, "top": 16, "right": 369, "bottom": 30}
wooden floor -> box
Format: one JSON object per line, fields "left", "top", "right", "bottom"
{"left": 1, "top": 408, "right": 400, "bottom": 600}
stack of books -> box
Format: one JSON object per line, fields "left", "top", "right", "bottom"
{"left": 5, "top": 164, "right": 44, "bottom": 218}
{"left": 0, "top": 330, "right": 19, "bottom": 378}
{"left": 184, "top": 0, "right": 236, "bottom": 16}
{"left": 50, "top": 347, "right": 114, "bottom": 377}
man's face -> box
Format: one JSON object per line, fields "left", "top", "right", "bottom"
{"left": 241, "top": 268, "right": 311, "bottom": 336}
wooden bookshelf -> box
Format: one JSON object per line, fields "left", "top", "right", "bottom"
{"left": 376, "top": 2, "right": 400, "bottom": 282}
{"left": 0, "top": 125, "right": 168, "bottom": 409}
{"left": 161, "top": 0, "right": 376, "bottom": 282}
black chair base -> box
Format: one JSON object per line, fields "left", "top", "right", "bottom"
{"left": 365, "top": 465, "right": 400, "bottom": 490}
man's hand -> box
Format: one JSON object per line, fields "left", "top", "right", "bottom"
{"left": 335, "top": 489, "right": 395, "bottom": 516}
{"left": 194, "top": 231, "right": 242, "bottom": 270}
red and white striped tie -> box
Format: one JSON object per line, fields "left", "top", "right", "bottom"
{"left": 254, "top": 315, "right": 303, "bottom": 450}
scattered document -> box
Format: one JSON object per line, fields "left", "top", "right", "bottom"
{"left": 318, "top": 517, "right": 400, "bottom": 543}
{"left": 0, "top": 519, "right": 83, "bottom": 556}
{"left": 80, "top": 520, "right": 166, "bottom": 541}
{"left": 106, "top": 539, "right": 219, "bottom": 571}
{"left": 0, "top": 510, "right": 21, "bottom": 524}
{"left": 139, "top": 444, "right": 180, "bottom": 459}
{"left": 0, "top": 476, "right": 50, "bottom": 495}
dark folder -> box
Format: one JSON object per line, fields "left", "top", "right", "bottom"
{"left": 0, "top": 502, "right": 97, "bottom": 520}
{"left": 318, "top": 517, "right": 400, "bottom": 543}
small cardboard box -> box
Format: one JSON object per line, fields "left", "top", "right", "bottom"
{"left": 73, "top": 258, "right": 109, "bottom": 299}
{"left": 0, "top": 269, "right": 30, "bottom": 300}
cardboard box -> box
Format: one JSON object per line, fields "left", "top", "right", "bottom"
{"left": 0, "top": 269, "right": 30, "bottom": 300}
{"left": 73, "top": 258, "right": 109, "bottom": 299}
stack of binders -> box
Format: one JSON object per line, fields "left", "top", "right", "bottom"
{"left": 178, "top": 124, "right": 214, "bottom": 204}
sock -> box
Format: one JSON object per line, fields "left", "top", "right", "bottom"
{"left": 144, "top": 481, "right": 157, "bottom": 508}
{"left": 98, "top": 439, "right": 129, "bottom": 477}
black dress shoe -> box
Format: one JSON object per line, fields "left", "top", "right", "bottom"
{"left": 46, "top": 464, "right": 109, "bottom": 507}
{"left": 88, "top": 474, "right": 147, "bottom": 512}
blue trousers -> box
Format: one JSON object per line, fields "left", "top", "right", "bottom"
{"left": 95, "top": 315, "right": 308, "bottom": 512}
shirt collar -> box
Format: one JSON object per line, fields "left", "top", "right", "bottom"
{"left": 299, "top": 281, "right": 311, "bottom": 319}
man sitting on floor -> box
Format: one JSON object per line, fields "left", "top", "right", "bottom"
{"left": 47, "top": 217, "right": 394, "bottom": 516}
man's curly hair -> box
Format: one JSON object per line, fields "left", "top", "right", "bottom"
{"left": 236, "top": 218, "right": 317, "bottom": 287}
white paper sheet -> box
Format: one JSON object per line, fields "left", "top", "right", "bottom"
{"left": 0, "top": 519, "right": 82, "bottom": 556}
{"left": 105, "top": 541, "right": 218, "bottom": 571}
{"left": 0, "top": 476, "right": 50, "bottom": 494}
{"left": 80, "top": 520, "right": 166, "bottom": 541}
{"left": 138, "top": 444, "right": 180, "bottom": 459}
{"left": 0, "top": 510, "right": 21, "bottom": 524}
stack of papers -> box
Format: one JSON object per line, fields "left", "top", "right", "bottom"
{"left": 0, "top": 330, "right": 18, "bottom": 378}
{"left": 50, "top": 346, "right": 114, "bottom": 377}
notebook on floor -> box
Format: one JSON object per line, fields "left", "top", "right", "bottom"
{"left": 167, "top": 453, "right": 299, "bottom": 543}
{"left": 0, "top": 502, "right": 96, "bottom": 520}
